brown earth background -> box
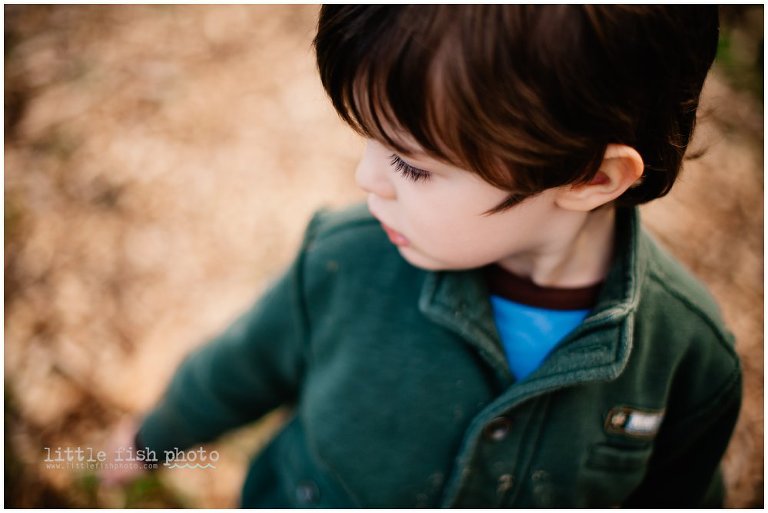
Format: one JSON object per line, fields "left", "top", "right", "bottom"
{"left": 4, "top": 5, "right": 764, "bottom": 508}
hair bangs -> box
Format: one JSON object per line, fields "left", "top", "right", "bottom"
{"left": 315, "top": 6, "right": 469, "bottom": 167}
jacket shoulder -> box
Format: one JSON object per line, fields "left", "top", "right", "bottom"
{"left": 298, "top": 202, "right": 416, "bottom": 287}
{"left": 637, "top": 228, "right": 739, "bottom": 367}
{"left": 641, "top": 230, "right": 728, "bottom": 332}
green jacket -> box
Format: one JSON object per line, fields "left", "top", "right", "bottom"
{"left": 138, "top": 203, "right": 741, "bottom": 508}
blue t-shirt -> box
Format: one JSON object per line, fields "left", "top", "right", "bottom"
{"left": 490, "top": 295, "right": 590, "bottom": 381}
{"left": 484, "top": 264, "right": 602, "bottom": 381}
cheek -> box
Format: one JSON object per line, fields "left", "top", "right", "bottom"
{"left": 401, "top": 189, "right": 493, "bottom": 240}
{"left": 417, "top": 199, "right": 550, "bottom": 259}
{"left": 407, "top": 205, "right": 503, "bottom": 257}
{"left": 394, "top": 180, "right": 556, "bottom": 266}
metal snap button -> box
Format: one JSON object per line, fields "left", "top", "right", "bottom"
{"left": 483, "top": 416, "right": 512, "bottom": 442}
{"left": 497, "top": 473, "right": 514, "bottom": 495}
{"left": 295, "top": 480, "right": 319, "bottom": 504}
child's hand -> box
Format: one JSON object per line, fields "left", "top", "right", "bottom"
{"left": 99, "top": 418, "right": 147, "bottom": 487}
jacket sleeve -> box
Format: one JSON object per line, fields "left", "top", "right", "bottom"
{"left": 136, "top": 215, "right": 319, "bottom": 456}
{"left": 623, "top": 361, "right": 742, "bottom": 507}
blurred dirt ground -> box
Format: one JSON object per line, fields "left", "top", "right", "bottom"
{"left": 4, "top": 5, "right": 763, "bottom": 508}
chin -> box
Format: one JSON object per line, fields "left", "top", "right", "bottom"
{"left": 397, "top": 247, "right": 443, "bottom": 270}
{"left": 397, "top": 246, "right": 474, "bottom": 272}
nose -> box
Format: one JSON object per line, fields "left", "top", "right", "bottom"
{"left": 355, "top": 143, "right": 396, "bottom": 200}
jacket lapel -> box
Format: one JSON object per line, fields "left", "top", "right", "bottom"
{"left": 418, "top": 268, "right": 515, "bottom": 389}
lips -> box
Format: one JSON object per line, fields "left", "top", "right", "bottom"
{"left": 380, "top": 222, "right": 410, "bottom": 247}
{"left": 367, "top": 200, "right": 410, "bottom": 247}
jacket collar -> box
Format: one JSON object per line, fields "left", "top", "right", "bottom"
{"left": 418, "top": 206, "right": 647, "bottom": 392}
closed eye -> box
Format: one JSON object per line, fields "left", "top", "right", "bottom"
{"left": 389, "top": 154, "right": 432, "bottom": 183}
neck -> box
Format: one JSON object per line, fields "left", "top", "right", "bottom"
{"left": 498, "top": 206, "right": 616, "bottom": 288}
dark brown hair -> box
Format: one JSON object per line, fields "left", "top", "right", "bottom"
{"left": 314, "top": 6, "right": 719, "bottom": 210}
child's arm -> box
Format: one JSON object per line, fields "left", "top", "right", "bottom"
{"left": 100, "top": 418, "right": 146, "bottom": 486}
{"left": 134, "top": 214, "right": 319, "bottom": 458}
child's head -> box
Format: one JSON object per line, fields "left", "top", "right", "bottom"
{"left": 314, "top": 6, "right": 719, "bottom": 210}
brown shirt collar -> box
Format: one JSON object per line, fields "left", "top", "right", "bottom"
{"left": 484, "top": 264, "right": 603, "bottom": 311}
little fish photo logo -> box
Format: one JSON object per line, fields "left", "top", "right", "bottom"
{"left": 41, "top": 445, "right": 218, "bottom": 472}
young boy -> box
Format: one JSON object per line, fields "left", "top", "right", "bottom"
{"left": 115, "top": 6, "right": 742, "bottom": 507}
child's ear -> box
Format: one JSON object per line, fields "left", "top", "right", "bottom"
{"left": 554, "top": 144, "right": 644, "bottom": 212}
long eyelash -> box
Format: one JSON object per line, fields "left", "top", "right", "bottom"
{"left": 389, "top": 154, "right": 431, "bottom": 182}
